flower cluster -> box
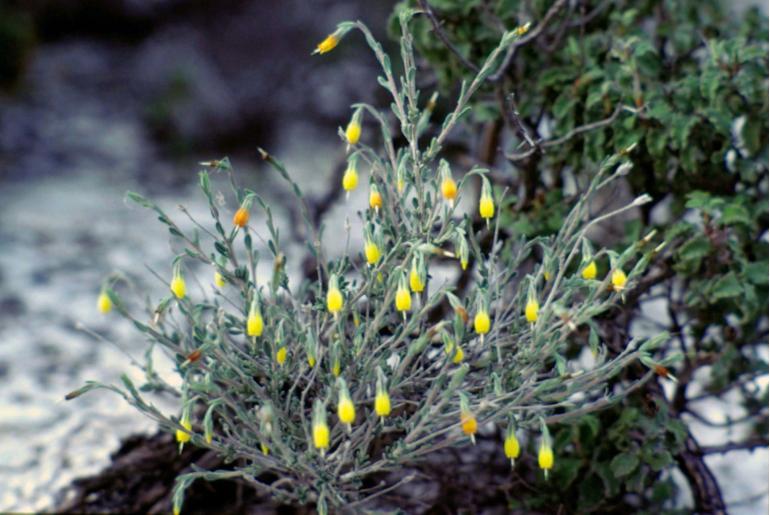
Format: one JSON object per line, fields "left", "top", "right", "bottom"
{"left": 79, "top": 14, "right": 661, "bottom": 514}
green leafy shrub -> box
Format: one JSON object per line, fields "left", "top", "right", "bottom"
{"left": 69, "top": 12, "right": 672, "bottom": 513}
{"left": 393, "top": 0, "right": 767, "bottom": 511}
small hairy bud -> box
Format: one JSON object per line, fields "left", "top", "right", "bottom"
{"left": 97, "top": 291, "right": 112, "bottom": 314}
{"left": 525, "top": 298, "right": 539, "bottom": 323}
{"left": 474, "top": 310, "right": 491, "bottom": 335}
{"left": 233, "top": 206, "right": 249, "bottom": 228}
{"left": 176, "top": 416, "right": 192, "bottom": 444}
{"left": 170, "top": 273, "right": 186, "bottom": 300}
{"left": 364, "top": 240, "right": 381, "bottom": 265}
{"left": 395, "top": 286, "right": 411, "bottom": 312}
{"left": 611, "top": 269, "right": 627, "bottom": 292}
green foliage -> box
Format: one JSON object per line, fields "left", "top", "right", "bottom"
{"left": 392, "top": 0, "right": 768, "bottom": 511}
{"left": 71, "top": 13, "right": 667, "bottom": 512}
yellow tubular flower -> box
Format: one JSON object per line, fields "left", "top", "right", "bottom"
{"left": 276, "top": 347, "right": 287, "bottom": 366}
{"left": 453, "top": 345, "right": 464, "bottom": 364}
{"left": 247, "top": 310, "right": 264, "bottom": 337}
{"left": 345, "top": 120, "right": 361, "bottom": 145}
{"left": 342, "top": 165, "right": 358, "bottom": 192}
{"left": 395, "top": 286, "right": 412, "bottom": 312}
{"left": 479, "top": 194, "right": 495, "bottom": 219}
{"left": 461, "top": 413, "right": 478, "bottom": 438}
{"left": 214, "top": 271, "right": 226, "bottom": 288}
{"left": 260, "top": 442, "right": 269, "bottom": 456}
{"left": 232, "top": 206, "right": 249, "bottom": 228}
{"left": 474, "top": 310, "right": 491, "bottom": 335}
{"left": 176, "top": 417, "right": 192, "bottom": 444}
{"left": 544, "top": 270, "right": 552, "bottom": 281}
{"left": 441, "top": 176, "right": 458, "bottom": 202}
{"left": 374, "top": 391, "right": 391, "bottom": 418}
{"left": 315, "top": 34, "right": 338, "bottom": 54}
{"left": 364, "top": 240, "right": 381, "bottom": 265}
{"left": 327, "top": 285, "right": 343, "bottom": 314}
{"left": 307, "top": 354, "right": 316, "bottom": 368}
{"left": 538, "top": 442, "right": 554, "bottom": 474}
{"left": 612, "top": 269, "right": 627, "bottom": 292}
{"left": 409, "top": 266, "right": 424, "bottom": 293}
{"left": 504, "top": 432, "right": 520, "bottom": 465}
{"left": 97, "top": 291, "right": 112, "bottom": 314}
{"left": 170, "top": 273, "right": 186, "bottom": 300}
{"left": 332, "top": 359, "right": 341, "bottom": 377}
{"left": 369, "top": 187, "right": 382, "bottom": 210}
{"left": 525, "top": 298, "right": 539, "bottom": 323}
{"left": 313, "top": 421, "right": 330, "bottom": 450}
{"left": 338, "top": 397, "right": 356, "bottom": 426}
{"left": 581, "top": 260, "right": 597, "bottom": 280}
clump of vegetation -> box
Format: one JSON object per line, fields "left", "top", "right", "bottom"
{"left": 71, "top": 11, "right": 670, "bottom": 513}
{"left": 392, "top": 0, "right": 767, "bottom": 511}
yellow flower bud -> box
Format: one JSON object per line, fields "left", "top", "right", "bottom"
{"left": 307, "top": 354, "right": 316, "bottom": 368}
{"left": 232, "top": 206, "right": 250, "bottom": 228}
{"left": 581, "top": 260, "right": 597, "bottom": 280}
{"left": 409, "top": 266, "right": 424, "bottom": 293}
{"left": 441, "top": 177, "right": 458, "bottom": 201}
{"left": 364, "top": 240, "right": 381, "bottom": 265}
{"left": 332, "top": 359, "right": 341, "bottom": 377}
{"left": 474, "top": 310, "right": 491, "bottom": 335}
{"left": 170, "top": 273, "right": 186, "bottom": 299}
{"left": 345, "top": 120, "right": 361, "bottom": 145}
{"left": 214, "top": 271, "right": 226, "bottom": 288}
{"left": 453, "top": 345, "right": 464, "bottom": 364}
{"left": 461, "top": 412, "right": 477, "bottom": 437}
{"left": 337, "top": 397, "right": 356, "bottom": 425}
{"left": 327, "top": 287, "right": 343, "bottom": 314}
{"left": 513, "top": 22, "right": 531, "bottom": 36}
{"left": 315, "top": 34, "right": 339, "bottom": 55}
{"left": 374, "top": 391, "right": 391, "bottom": 418}
{"left": 504, "top": 432, "right": 520, "bottom": 463}
{"left": 479, "top": 194, "right": 495, "bottom": 219}
{"left": 313, "top": 422, "right": 330, "bottom": 449}
{"left": 611, "top": 268, "right": 627, "bottom": 292}
{"left": 247, "top": 310, "right": 264, "bottom": 337}
{"left": 276, "top": 347, "right": 287, "bottom": 366}
{"left": 342, "top": 165, "right": 358, "bottom": 192}
{"left": 369, "top": 187, "right": 382, "bottom": 210}
{"left": 525, "top": 298, "right": 539, "bottom": 323}
{"left": 544, "top": 270, "right": 552, "bottom": 281}
{"left": 176, "top": 416, "right": 192, "bottom": 444}
{"left": 395, "top": 286, "right": 411, "bottom": 312}
{"left": 397, "top": 176, "right": 405, "bottom": 194}
{"left": 97, "top": 291, "right": 112, "bottom": 314}
{"left": 538, "top": 442, "right": 554, "bottom": 472}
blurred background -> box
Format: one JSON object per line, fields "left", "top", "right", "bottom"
{"left": 0, "top": 0, "right": 393, "bottom": 510}
{"left": 0, "top": 0, "right": 766, "bottom": 512}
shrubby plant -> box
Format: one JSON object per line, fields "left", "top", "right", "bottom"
{"left": 393, "top": 0, "right": 768, "bottom": 511}
{"left": 73, "top": 11, "right": 672, "bottom": 513}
